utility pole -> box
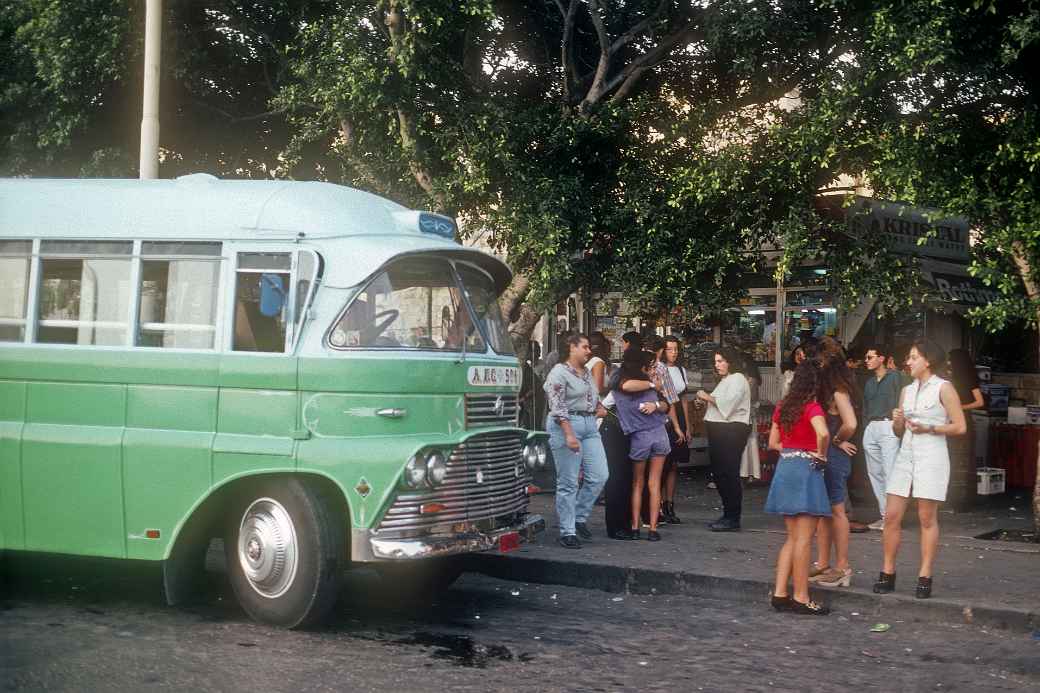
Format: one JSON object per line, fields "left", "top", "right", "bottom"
{"left": 139, "top": 0, "right": 162, "bottom": 179}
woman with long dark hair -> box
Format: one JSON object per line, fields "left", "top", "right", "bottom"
{"left": 766, "top": 360, "right": 832, "bottom": 615}
{"left": 740, "top": 355, "right": 762, "bottom": 483}
{"left": 614, "top": 349, "right": 671, "bottom": 540}
{"left": 696, "top": 346, "right": 752, "bottom": 531}
{"left": 808, "top": 337, "right": 859, "bottom": 588}
{"left": 600, "top": 336, "right": 643, "bottom": 540}
{"left": 782, "top": 344, "right": 807, "bottom": 396}
{"left": 661, "top": 336, "right": 692, "bottom": 523}
{"left": 948, "top": 349, "right": 984, "bottom": 412}
{"left": 587, "top": 331, "right": 614, "bottom": 395}
{"left": 875, "top": 340, "right": 966, "bottom": 598}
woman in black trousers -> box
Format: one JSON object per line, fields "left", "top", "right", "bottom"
{"left": 696, "top": 346, "right": 752, "bottom": 531}
{"left": 600, "top": 410, "right": 635, "bottom": 539}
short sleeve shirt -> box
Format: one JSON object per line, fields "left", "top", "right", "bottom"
{"left": 773, "top": 400, "right": 825, "bottom": 451}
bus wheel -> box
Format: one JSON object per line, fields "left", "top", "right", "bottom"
{"left": 225, "top": 477, "right": 345, "bottom": 628}
{"left": 375, "top": 557, "right": 466, "bottom": 600}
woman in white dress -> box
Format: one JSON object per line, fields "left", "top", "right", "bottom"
{"left": 873, "top": 339, "right": 966, "bottom": 599}
{"left": 740, "top": 356, "right": 762, "bottom": 482}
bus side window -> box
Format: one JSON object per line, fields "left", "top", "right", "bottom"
{"left": 233, "top": 253, "right": 290, "bottom": 353}
{"left": 0, "top": 240, "right": 32, "bottom": 342}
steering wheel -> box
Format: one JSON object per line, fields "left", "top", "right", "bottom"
{"left": 362, "top": 309, "right": 400, "bottom": 344}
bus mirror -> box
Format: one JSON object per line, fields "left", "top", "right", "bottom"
{"left": 259, "top": 273, "right": 286, "bottom": 317}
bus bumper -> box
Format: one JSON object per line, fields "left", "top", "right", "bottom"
{"left": 351, "top": 513, "right": 545, "bottom": 562}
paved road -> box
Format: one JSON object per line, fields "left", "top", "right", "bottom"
{"left": 2, "top": 560, "right": 1038, "bottom": 692}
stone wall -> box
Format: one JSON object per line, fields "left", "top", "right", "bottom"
{"left": 991, "top": 372, "right": 1040, "bottom": 405}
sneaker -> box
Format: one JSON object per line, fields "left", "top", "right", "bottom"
{"left": 868, "top": 518, "right": 885, "bottom": 530}
{"left": 575, "top": 522, "right": 593, "bottom": 541}
{"left": 557, "top": 535, "right": 582, "bottom": 549}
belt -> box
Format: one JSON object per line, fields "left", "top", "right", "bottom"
{"left": 572, "top": 411, "right": 596, "bottom": 416}
{"left": 868, "top": 416, "right": 891, "bottom": 423}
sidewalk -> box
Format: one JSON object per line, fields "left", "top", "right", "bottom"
{"left": 469, "top": 469, "right": 1040, "bottom": 632}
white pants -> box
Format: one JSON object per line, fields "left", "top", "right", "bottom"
{"left": 862, "top": 420, "right": 901, "bottom": 516}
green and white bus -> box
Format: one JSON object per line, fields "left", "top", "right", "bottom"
{"left": 0, "top": 174, "right": 546, "bottom": 627}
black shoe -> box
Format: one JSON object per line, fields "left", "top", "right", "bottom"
{"left": 662, "top": 501, "right": 682, "bottom": 525}
{"left": 770, "top": 595, "right": 793, "bottom": 612}
{"left": 647, "top": 530, "right": 662, "bottom": 542}
{"left": 708, "top": 518, "right": 741, "bottom": 532}
{"left": 630, "top": 529, "right": 641, "bottom": 540}
{"left": 608, "top": 529, "right": 635, "bottom": 540}
{"left": 873, "top": 571, "right": 896, "bottom": 594}
{"left": 557, "top": 535, "right": 581, "bottom": 549}
{"left": 575, "top": 522, "right": 593, "bottom": 541}
{"left": 789, "top": 599, "right": 830, "bottom": 615}
{"left": 916, "top": 576, "right": 933, "bottom": 599}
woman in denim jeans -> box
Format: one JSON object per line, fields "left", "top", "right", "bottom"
{"left": 544, "top": 333, "right": 609, "bottom": 549}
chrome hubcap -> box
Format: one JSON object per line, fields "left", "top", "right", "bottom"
{"left": 237, "top": 497, "right": 298, "bottom": 599}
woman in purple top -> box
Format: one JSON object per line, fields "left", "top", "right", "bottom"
{"left": 613, "top": 349, "right": 671, "bottom": 541}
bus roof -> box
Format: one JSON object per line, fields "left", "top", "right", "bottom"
{"left": 0, "top": 175, "right": 514, "bottom": 291}
{"left": 1, "top": 174, "right": 438, "bottom": 242}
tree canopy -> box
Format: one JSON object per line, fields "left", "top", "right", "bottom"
{"left": 3, "top": 1, "right": 1039, "bottom": 346}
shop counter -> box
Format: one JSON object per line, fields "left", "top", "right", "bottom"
{"left": 988, "top": 424, "right": 1040, "bottom": 490}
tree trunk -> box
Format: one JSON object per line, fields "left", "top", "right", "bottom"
{"left": 1035, "top": 441, "right": 1040, "bottom": 540}
{"left": 1008, "top": 241, "right": 1040, "bottom": 537}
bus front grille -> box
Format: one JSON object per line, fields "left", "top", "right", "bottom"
{"left": 375, "top": 431, "right": 530, "bottom": 538}
{"left": 465, "top": 393, "right": 519, "bottom": 428}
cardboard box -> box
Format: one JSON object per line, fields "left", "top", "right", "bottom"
{"left": 1028, "top": 405, "right": 1040, "bottom": 425}
{"left": 977, "top": 467, "right": 1006, "bottom": 495}
{"left": 1007, "top": 406, "right": 1027, "bottom": 425}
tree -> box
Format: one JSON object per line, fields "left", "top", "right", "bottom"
{"left": 787, "top": 0, "right": 1040, "bottom": 534}
{"left": 0, "top": 0, "right": 337, "bottom": 178}
{"left": 276, "top": 1, "right": 885, "bottom": 351}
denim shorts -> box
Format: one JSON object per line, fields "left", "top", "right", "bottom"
{"left": 629, "top": 426, "right": 671, "bottom": 460}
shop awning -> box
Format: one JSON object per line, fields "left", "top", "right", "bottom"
{"left": 919, "top": 259, "right": 1004, "bottom": 313}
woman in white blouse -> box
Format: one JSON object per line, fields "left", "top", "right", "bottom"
{"left": 696, "top": 346, "right": 752, "bottom": 531}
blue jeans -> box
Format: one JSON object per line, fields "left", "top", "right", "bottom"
{"left": 548, "top": 414, "right": 609, "bottom": 537}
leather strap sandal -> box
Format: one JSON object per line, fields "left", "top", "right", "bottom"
{"left": 790, "top": 599, "right": 830, "bottom": 615}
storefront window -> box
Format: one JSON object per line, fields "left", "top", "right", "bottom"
{"left": 723, "top": 309, "right": 777, "bottom": 366}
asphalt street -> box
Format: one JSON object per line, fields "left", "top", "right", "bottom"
{"left": 2, "top": 559, "right": 1038, "bottom": 692}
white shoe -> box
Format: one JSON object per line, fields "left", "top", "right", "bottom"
{"left": 868, "top": 519, "right": 885, "bottom": 530}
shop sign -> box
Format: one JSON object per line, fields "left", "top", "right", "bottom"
{"left": 849, "top": 199, "right": 969, "bottom": 261}
{"left": 929, "top": 272, "right": 1002, "bottom": 307}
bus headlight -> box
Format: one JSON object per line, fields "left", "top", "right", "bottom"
{"left": 535, "top": 441, "right": 548, "bottom": 468}
{"left": 403, "top": 456, "right": 427, "bottom": 489}
{"left": 523, "top": 442, "right": 547, "bottom": 471}
{"left": 426, "top": 452, "right": 448, "bottom": 487}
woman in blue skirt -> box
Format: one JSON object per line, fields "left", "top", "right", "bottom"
{"left": 765, "top": 360, "right": 832, "bottom": 615}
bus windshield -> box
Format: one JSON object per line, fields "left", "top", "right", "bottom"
{"left": 456, "top": 264, "right": 515, "bottom": 355}
{"left": 329, "top": 257, "right": 486, "bottom": 351}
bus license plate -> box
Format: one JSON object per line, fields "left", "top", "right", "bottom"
{"left": 498, "top": 531, "right": 520, "bottom": 553}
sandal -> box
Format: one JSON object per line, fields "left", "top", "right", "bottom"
{"left": 815, "top": 567, "right": 853, "bottom": 588}
{"left": 807, "top": 562, "right": 830, "bottom": 582}
{"left": 789, "top": 599, "right": 830, "bottom": 615}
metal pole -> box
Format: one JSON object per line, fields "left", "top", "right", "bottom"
{"left": 139, "top": 0, "right": 162, "bottom": 179}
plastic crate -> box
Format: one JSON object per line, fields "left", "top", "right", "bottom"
{"left": 976, "top": 467, "right": 1006, "bottom": 495}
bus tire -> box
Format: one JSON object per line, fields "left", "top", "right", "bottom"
{"left": 224, "top": 477, "right": 345, "bottom": 628}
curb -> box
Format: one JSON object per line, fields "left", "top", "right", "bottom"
{"left": 465, "top": 553, "right": 1039, "bottom": 633}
